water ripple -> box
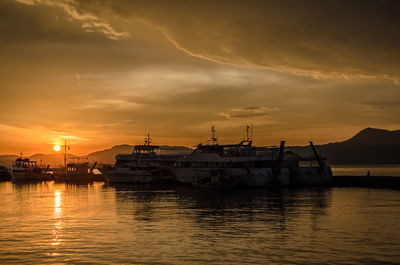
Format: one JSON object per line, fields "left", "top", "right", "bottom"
{"left": 0, "top": 182, "right": 399, "bottom": 264}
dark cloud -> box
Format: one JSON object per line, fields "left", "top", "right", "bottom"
{"left": 11, "top": 0, "right": 400, "bottom": 81}
{"left": 66, "top": 0, "right": 400, "bottom": 82}
{"left": 361, "top": 100, "right": 400, "bottom": 109}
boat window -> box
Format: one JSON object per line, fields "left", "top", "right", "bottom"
{"left": 231, "top": 162, "right": 244, "bottom": 168}
{"left": 207, "top": 162, "right": 217, "bottom": 168}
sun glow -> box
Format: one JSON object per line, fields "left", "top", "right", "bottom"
{"left": 53, "top": 144, "right": 61, "bottom": 152}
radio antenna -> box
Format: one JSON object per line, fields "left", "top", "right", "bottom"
{"left": 251, "top": 111, "right": 254, "bottom": 143}
{"left": 210, "top": 125, "right": 217, "bottom": 144}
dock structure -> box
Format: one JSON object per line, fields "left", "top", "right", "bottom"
{"left": 333, "top": 175, "right": 400, "bottom": 189}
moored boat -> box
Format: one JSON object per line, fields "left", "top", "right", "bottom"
{"left": 105, "top": 135, "right": 182, "bottom": 184}
{"left": 54, "top": 162, "right": 98, "bottom": 183}
{"left": 10, "top": 157, "right": 51, "bottom": 181}
{"left": 172, "top": 126, "right": 290, "bottom": 187}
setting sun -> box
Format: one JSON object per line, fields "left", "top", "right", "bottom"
{"left": 53, "top": 144, "right": 61, "bottom": 152}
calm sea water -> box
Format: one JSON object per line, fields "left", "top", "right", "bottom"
{"left": 0, "top": 182, "right": 399, "bottom": 264}
{"left": 331, "top": 164, "right": 400, "bottom": 176}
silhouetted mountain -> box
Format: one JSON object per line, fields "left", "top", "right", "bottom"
{"left": 0, "top": 155, "right": 18, "bottom": 167}
{"left": 29, "top": 153, "right": 79, "bottom": 167}
{"left": 84, "top": 144, "right": 134, "bottom": 164}
{"left": 294, "top": 128, "right": 400, "bottom": 164}
{"left": 344, "top": 127, "right": 400, "bottom": 146}
{"left": 0, "top": 153, "right": 80, "bottom": 167}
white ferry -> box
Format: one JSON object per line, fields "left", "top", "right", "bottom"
{"left": 10, "top": 157, "right": 43, "bottom": 181}
{"left": 105, "top": 135, "right": 184, "bottom": 184}
{"left": 172, "top": 126, "right": 291, "bottom": 187}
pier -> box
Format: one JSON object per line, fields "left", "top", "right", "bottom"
{"left": 333, "top": 175, "right": 400, "bottom": 189}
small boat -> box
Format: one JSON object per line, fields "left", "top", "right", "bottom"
{"left": 54, "top": 162, "right": 98, "bottom": 183}
{"left": 53, "top": 139, "right": 100, "bottom": 183}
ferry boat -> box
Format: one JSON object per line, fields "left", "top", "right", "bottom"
{"left": 172, "top": 126, "right": 290, "bottom": 187}
{"left": 104, "top": 135, "right": 183, "bottom": 184}
{"left": 10, "top": 157, "right": 45, "bottom": 181}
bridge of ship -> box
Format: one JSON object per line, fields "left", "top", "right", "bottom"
{"left": 195, "top": 143, "right": 280, "bottom": 158}
{"left": 13, "top": 158, "right": 37, "bottom": 168}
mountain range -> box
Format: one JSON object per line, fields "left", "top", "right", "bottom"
{"left": 0, "top": 128, "right": 399, "bottom": 167}
{"left": 294, "top": 127, "right": 400, "bottom": 164}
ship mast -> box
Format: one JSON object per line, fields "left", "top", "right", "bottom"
{"left": 211, "top": 125, "right": 217, "bottom": 145}
{"left": 64, "top": 139, "right": 70, "bottom": 167}
{"left": 241, "top": 125, "right": 253, "bottom": 146}
{"left": 246, "top": 125, "right": 251, "bottom": 142}
{"left": 144, "top": 133, "right": 152, "bottom": 146}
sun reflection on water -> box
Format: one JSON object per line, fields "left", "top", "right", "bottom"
{"left": 54, "top": 190, "right": 62, "bottom": 218}
{"left": 51, "top": 189, "right": 63, "bottom": 252}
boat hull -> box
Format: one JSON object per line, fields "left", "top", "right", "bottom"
{"left": 11, "top": 172, "right": 41, "bottom": 181}
{"left": 172, "top": 167, "right": 290, "bottom": 187}
{"left": 238, "top": 168, "right": 290, "bottom": 186}
{"left": 105, "top": 164, "right": 176, "bottom": 184}
{"left": 293, "top": 166, "right": 333, "bottom": 185}
{"left": 0, "top": 171, "right": 11, "bottom": 181}
{"left": 192, "top": 169, "right": 239, "bottom": 188}
{"left": 54, "top": 173, "right": 94, "bottom": 183}
{"left": 105, "top": 171, "right": 154, "bottom": 184}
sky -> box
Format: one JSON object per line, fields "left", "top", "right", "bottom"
{"left": 0, "top": 0, "right": 399, "bottom": 155}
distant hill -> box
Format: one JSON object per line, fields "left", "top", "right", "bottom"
{"left": 29, "top": 153, "right": 80, "bottom": 167}
{"left": 0, "top": 153, "right": 81, "bottom": 167}
{"left": 84, "top": 144, "right": 135, "bottom": 165}
{"left": 0, "top": 155, "right": 18, "bottom": 167}
{"left": 294, "top": 128, "right": 400, "bottom": 164}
